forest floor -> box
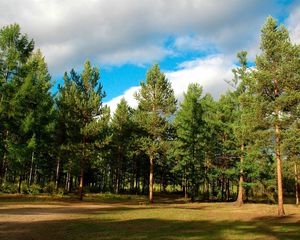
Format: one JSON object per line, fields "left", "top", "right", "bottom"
{"left": 0, "top": 193, "right": 300, "bottom": 240}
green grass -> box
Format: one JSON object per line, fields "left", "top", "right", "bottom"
{"left": 66, "top": 204, "right": 300, "bottom": 240}
{"left": 1, "top": 194, "right": 300, "bottom": 240}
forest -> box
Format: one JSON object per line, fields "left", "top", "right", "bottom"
{"left": 0, "top": 16, "right": 299, "bottom": 219}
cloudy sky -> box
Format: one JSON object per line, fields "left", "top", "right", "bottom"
{"left": 1, "top": 0, "right": 299, "bottom": 112}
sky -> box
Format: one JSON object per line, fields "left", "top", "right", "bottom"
{"left": 1, "top": 0, "right": 300, "bottom": 113}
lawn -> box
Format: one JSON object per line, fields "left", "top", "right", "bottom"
{"left": 0, "top": 194, "right": 299, "bottom": 240}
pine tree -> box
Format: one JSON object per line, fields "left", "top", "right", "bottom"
{"left": 57, "top": 60, "right": 108, "bottom": 200}
{"left": 254, "top": 16, "right": 300, "bottom": 216}
{"left": 231, "top": 51, "right": 255, "bottom": 205}
{"left": 111, "top": 98, "right": 133, "bottom": 193}
{"left": 174, "top": 83, "right": 206, "bottom": 200}
{"left": 214, "top": 92, "right": 238, "bottom": 201}
{"left": 13, "top": 49, "right": 54, "bottom": 187}
{"left": 135, "top": 64, "right": 176, "bottom": 203}
{"left": 0, "top": 24, "right": 34, "bottom": 184}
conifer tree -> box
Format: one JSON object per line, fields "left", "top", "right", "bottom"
{"left": 111, "top": 98, "right": 133, "bottom": 193}
{"left": 135, "top": 64, "right": 176, "bottom": 203}
{"left": 231, "top": 51, "right": 255, "bottom": 205}
{"left": 57, "top": 60, "right": 108, "bottom": 200}
{"left": 0, "top": 24, "right": 34, "bottom": 184}
{"left": 174, "top": 83, "right": 206, "bottom": 200}
{"left": 254, "top": 16, "right": 300, "bottom": 216}
{"left": 13, "top": 49, "right": 54, "bottom": 187}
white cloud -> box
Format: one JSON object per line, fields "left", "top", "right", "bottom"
{"left": 167, "top": 55, "right": 234, "bottom": 99}
{"left": 105, "top": 86, "right": 140, "bottom": 114}
{"left": 105, "top": 54, "right": 235, "bottom": 114}
{"left": 0, "top": 0, "right": 280, "bottom": 74}
{"left": 286, "top": 4, "right": 300, "bottom": 44}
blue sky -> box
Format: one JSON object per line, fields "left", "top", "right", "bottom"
{"left": 1, "top": 0, "right": 299, "bottom": 112}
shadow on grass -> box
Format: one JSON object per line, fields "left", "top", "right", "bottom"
{"left": 1, "top": 216, "right": 300, "bottom": 240}
{"left": 0, "top": 205, "right": 151, "bottom": 216}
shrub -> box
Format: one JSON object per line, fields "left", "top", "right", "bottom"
{"left": 28, "top": 184, "right": 42, "bottom": 194}
{"left": 42, "top": 182, "right": 56, "bottom": 194}
{"left": 0, "top": 182, "right": 18, "bottom": 193}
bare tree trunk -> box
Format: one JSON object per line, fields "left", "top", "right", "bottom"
{"left": 221, "top": 176, "right": 225, "bottom": 201}
{"left": 65, "top": 172, "right": 69, "bottom": 192}
{"left": 1, "top": 153, "right": 7, "bottom": 184}
{"left": 79, "top": 167, "right": 84, "bottom": 200}
{"left": 1, "top": 131, "right": 9, "bottom": 184}
{"left": 135, "top": 166, "right": 140, "bottom": 194}
{"left": 274, "top": 80, "right": 285, "bottom": 216}
{"left": 236, "top": 144, "right": 245, "bottom": 206}
{"left": 29, "top": 151, "right": 35, "bottom": 185}
{"left": 227, "top": 179, "right": 230, "bottom": 201}
{"left": 295, "top": 162, "right": 299, "bottom": 206}
{"left": 130, "top": 174, "right": 134, "bottom": 193}
{"left": 275, "top": 123, "right": 285, "bottom": 216}
{"left": 116, "top": 168, "right": 119, "bottom": 194}
{"left": 149, "top": 154, "right": 154, "bottom": 204}
{"left": 55, "top": 158, "right": 60, "bottom": 190}
{"left": 184, "top": 176, "right": 188, "bottom": 199}
{"left": 18, "top": 175, "right": 22, "bottom": 193}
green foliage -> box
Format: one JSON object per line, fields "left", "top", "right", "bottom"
{"left": 174, "top": 83, "right": 207, "bottom": 197}
{"left": 20, "top": 183, "right": 42, "bottom": 194}
{"left": 135, "top": 64, "right": 177, "bottom": 154}
{"left": 0, "top": 182, "right": 18, "bottom": 193}
{"left": 0, "top": 17, "right": 299, "bottom": 206}
{"left": 42, "top": 182, "right": 56, "bottom": 194}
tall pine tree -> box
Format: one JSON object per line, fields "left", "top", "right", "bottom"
{"left": 57, "top": 60, "right": 108, "bottom": 200}
{"left": 135, "top": 64, "right": 176, "bottom": 203}
{"left": 174, "top": 83, "right": 206, "bottom": 200}
{"left": 254, "top": 16, "right": 300, "bottom": 216}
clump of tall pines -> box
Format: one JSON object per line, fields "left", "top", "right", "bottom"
{"left": 0, "top": 17, "right": 299, "bottom": 216}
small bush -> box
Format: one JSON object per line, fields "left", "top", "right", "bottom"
{"left": 0, "top": 182, "right": 18, "bottom": 193}
{"left": 19, "top": 183, "right": 42, "bottom": 194}
{"left": 20, "top": 182, "right": 29, "bottom": 194}
{"left": 56, "top": 187, "right": 66, "bottom": 196}
{"left": 42, "top": 182, "right": 56, "bottom": 194}
{"left": 28, "top": 184, "right": 42, "bottom": 194}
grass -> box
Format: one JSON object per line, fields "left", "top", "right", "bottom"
{"left": 1, "top": 193, "right": 300, "bottom": 240}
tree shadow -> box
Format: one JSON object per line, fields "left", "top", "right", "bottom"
{"left": 1, "top": 216, "right": 300, "bottom": 240}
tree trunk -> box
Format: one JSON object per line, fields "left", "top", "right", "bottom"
{"left": 295, "top": 162, "right": 299, "bottom": 206}
{"left": 18, "top": 175, "right": 22, "bottom": 194}
{"left": 184, "top": 176, "right": 188, "bottom": 199}
{"left": 205, "top": 178, "right": 210, "bottom": 201}
{"left": 227, "top": 179, "right": 230, "bottom": 201}
{"left": 65, "top": 172, "right": 69, "bottom": 192}
{"left": 116, "top": 169, "right": 119, "bottom": 194}
{"left": 79, "top": 168, "right": 84, "bottom": 200}
{"left": 0, "top": 130, "right": 8, "bottom": 185}
{"left": 149, "top": 154, "right": 154, "bottom": 204}
{"left": 135, "top": 169, "right": 140, "bottom": 194}
{"left": 1, "top": 153, "right": 7, "bottom": 184}
{"left": 275, "top": 123, "right": 285, "bottom": 216}
{"left": 221, "top": 176, "right": 225, "bottom": 201}
{"left": 236, "top": 144, "right": 245, "bottom": 206}
{"left": 55, "top": 158, "right": 60, "bottom": 190}
{"left": 274, "top": 79, "right": 285, "bottom": 216}
{"left": 29, "top": 151, "right": 35, "bottom": 185}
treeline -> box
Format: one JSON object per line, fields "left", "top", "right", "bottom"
{"left": 0, "top": 17, "right": 299, "bottom": 216}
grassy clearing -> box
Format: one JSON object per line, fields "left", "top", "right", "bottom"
{"left": 0, "top": 194, "right": 300, "bottom": 240}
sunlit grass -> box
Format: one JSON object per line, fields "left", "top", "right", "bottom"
{"left": 1, "top": 194, "right": 300, "bottom": 240}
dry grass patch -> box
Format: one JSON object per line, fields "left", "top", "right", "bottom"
{"left": 0, "top": 194, "right": 299, "bottom": 240}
